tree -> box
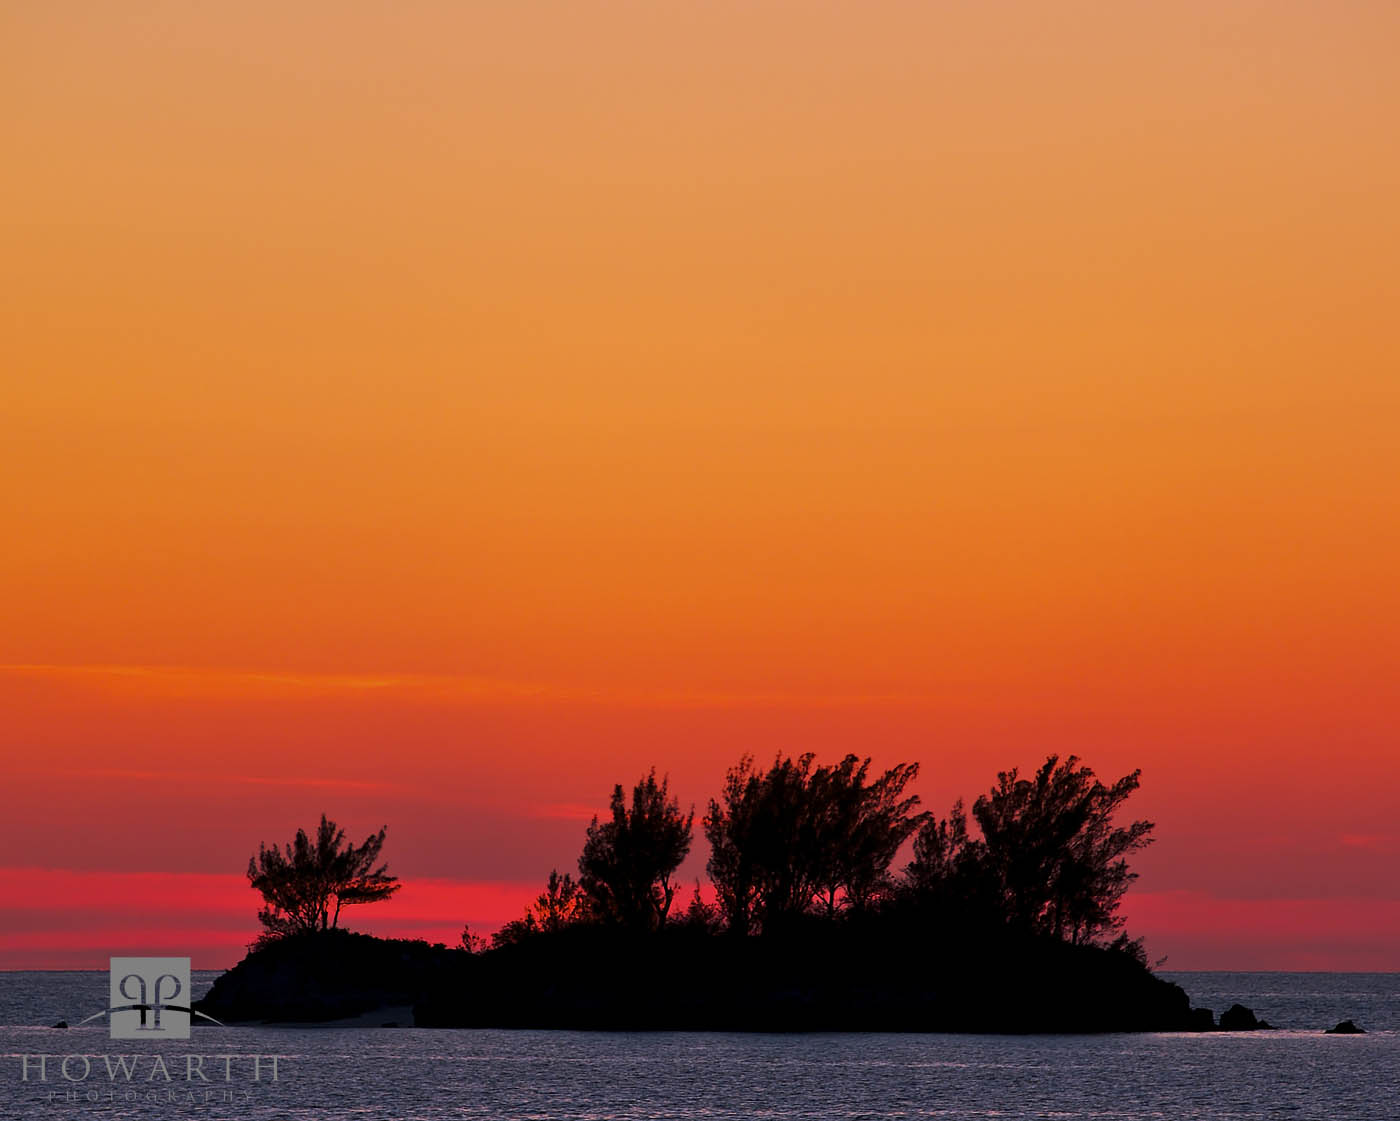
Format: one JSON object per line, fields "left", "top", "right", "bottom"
{"left": 247, "top": 814, "right": 400, "bottom": 941}
{"left": 970, "top": 754, "right": 1154, "bottom": 946}
{"left": 533, "top": 869, "right": 588, "bottom": 933}
{"left": 704, "top": 753, "right": 927, "bottom": 934}
{"left": 490, "top": 868, "right": 591, "bottom": 948}
{"left": 704, "top": 753, "right": 815, "bottom": 935}
{"left": 902, "top": 797, "right": 1005, "bottom": 929}
{"left": 459, "top": 924, "right": 490, "bottom": 953}
{"left": 906, "top": 798, "right": 974, "bottom": 895}
{"left": 579, "top": 769, "right": 694, "bottom": 931}
{"left": 670, "top": 880, "right": 723, "bottom": 934}
{"left": 811, "top": 756, "right": 926, "bottom": 913}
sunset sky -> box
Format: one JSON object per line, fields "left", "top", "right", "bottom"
{"left": 3, "top": 1, "right": 1398, "bottom": 970}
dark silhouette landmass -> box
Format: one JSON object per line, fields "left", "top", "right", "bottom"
{"left": 194, "top": 924, "right": 1245, "bottom": 1032}
{"left": 417, "top": 922, "right": 1203, "bottom": 1032}
{"left": 195, "top": 932, "right": 457, "bottom": 1024}
{"left": 200, "top": 753, "right": 1280, "bottom": 1033}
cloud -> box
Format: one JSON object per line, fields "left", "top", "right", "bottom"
{"left": 0, "top": 662, "right": 514, "bottom": 697}
{"left": 0, "top": 661, "right": 936, "bottom": 708}
{"left": 51, "top": 767, "right": 402, "bottom": 792}
{"left": 0, "top": 869, "right": 248, "bottom": 913}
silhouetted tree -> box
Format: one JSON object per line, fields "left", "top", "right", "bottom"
{"left": 670, "top": 881, "right": 723, "bottom": 934}
{"left": 579, "top": 770, "right": 694, "bottom": 930}
{"left": 705, "top": 753, "right": 812, "bottom": 935}
{"left": 970, "top": 754, "right": 1154, "bottom": 946}
{"left": 705, "top": 753, "right": 927, "bottom": 933}
{"left": 459, "top": 924, "right": 489, "bottom": 953}
{"left": 490, "top": 868, "right": 591, "bottom": 948}
{"left": 247, "top": 814, "right": 400, "bottom": 941}
{"left": 533, "top": 869, "right": 588, "bottom": 932}
{"left": 491, "top": 912, "right": 539, "bottom": 948}
{"left": 901, "top": 797, "right": 1005, "bottom": 929}
{"left": 812, "top": 756, "right": 927, "bottom": 913}
{"left": 906, "top": 798, "right": 973, "bottom": 892}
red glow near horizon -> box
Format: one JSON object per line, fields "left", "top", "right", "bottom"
{"left": 3, "top": 655, "right": 1400, "bottom": 969}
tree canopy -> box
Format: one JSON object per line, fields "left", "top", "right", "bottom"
{"left": 447, "top": 750, "right": 1157, "bottom": 960}
{"left": 704, "top": 753, "right": 926, "bottom": 934}
{"left": 578, "top": 770, "right": 694, "bottom": 931}
{"left": 970, "top": 754, "right": 1154, "bottom": 946}
{"left": 247, "top": 814, "right": 400, "bottom": 941}
{"left": 904, "top": 755, "right": 1155, "bottom": 948}
{"left": 492, "top": 868, "right": 590, "bottom": 947}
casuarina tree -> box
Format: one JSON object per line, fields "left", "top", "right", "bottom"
{"left": 970, "top": 754, "right": 1154, "bottom": 946}
{"left": 705, "top": 753, "right": 927, "bottom": 934}
{"left": 578, "top": 770, "right": 694, "bottom": 931}
{"left": 492, "top": 868, "right": 591, "bottom": 947}
{"left": 247, "top": 814, "right": 400, "bottom": 941}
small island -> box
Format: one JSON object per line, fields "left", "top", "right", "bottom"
{"left": 195, "top": 753, "right": 1238, "bottom": 1033}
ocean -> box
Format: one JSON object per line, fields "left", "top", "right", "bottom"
{"left": 1, "top": 970, "right": 1395, "bottom": 1119}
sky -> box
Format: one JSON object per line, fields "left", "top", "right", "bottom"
{"left": 2, "top": 1, "right": 1398, "bottom": 970}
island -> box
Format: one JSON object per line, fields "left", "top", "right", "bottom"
{"left": 194, "top": 754, "right": 1261, "bottom": 1033}
{"left": 194, "top": 925, "right": 1230, "bottom": 1032}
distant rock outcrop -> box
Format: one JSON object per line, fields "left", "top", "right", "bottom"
{"left": 1326, "top": 1019, "right": 1365, "bottom": 1034}
{"left": 1219, "top": 1003, "right": 1272, "bottom": 1031}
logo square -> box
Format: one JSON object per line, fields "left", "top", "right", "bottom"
{"left": 109, "top": 957, "right": 192, "bottom": 1039}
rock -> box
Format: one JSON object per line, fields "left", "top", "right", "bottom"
{"left": 381, "top": 1021, "right": 399, "bottom": 1028}
{"left": 52, "top": 1020, "right": 68, "bottom": 1029}
{"left": 194, "top": 930, "right": 466, "bottom": 1024}
{"left": 1326, "top": 1020, "right": 1365, "bottom": 1034}
{"left": 1185, "top": 1006, "right": 1216, "bottom": 1032}
{"left": 1219, "top": 1003, "right": 1268, "bottom": 1031}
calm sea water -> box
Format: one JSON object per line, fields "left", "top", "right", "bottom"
{"left": 1, "top": 971, "right": 1396, "bottom": 1119}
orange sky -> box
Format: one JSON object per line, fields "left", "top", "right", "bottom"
{"left": 3, "top": 1, "right": 1398, "bottom": 970}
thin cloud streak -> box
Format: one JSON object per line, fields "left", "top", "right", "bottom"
{"left": 0, "top": 661, "right": 944, "bottom": 708}
{"left": 47, "top": 767, "right": 401, "bottom": 792}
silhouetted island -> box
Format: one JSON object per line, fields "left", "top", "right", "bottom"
{"left": 194, "top": 925, "right": 1238, "bottom": 1032}
{"left": 198, "top": 753, "right": 1267, "bottom": 1033}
